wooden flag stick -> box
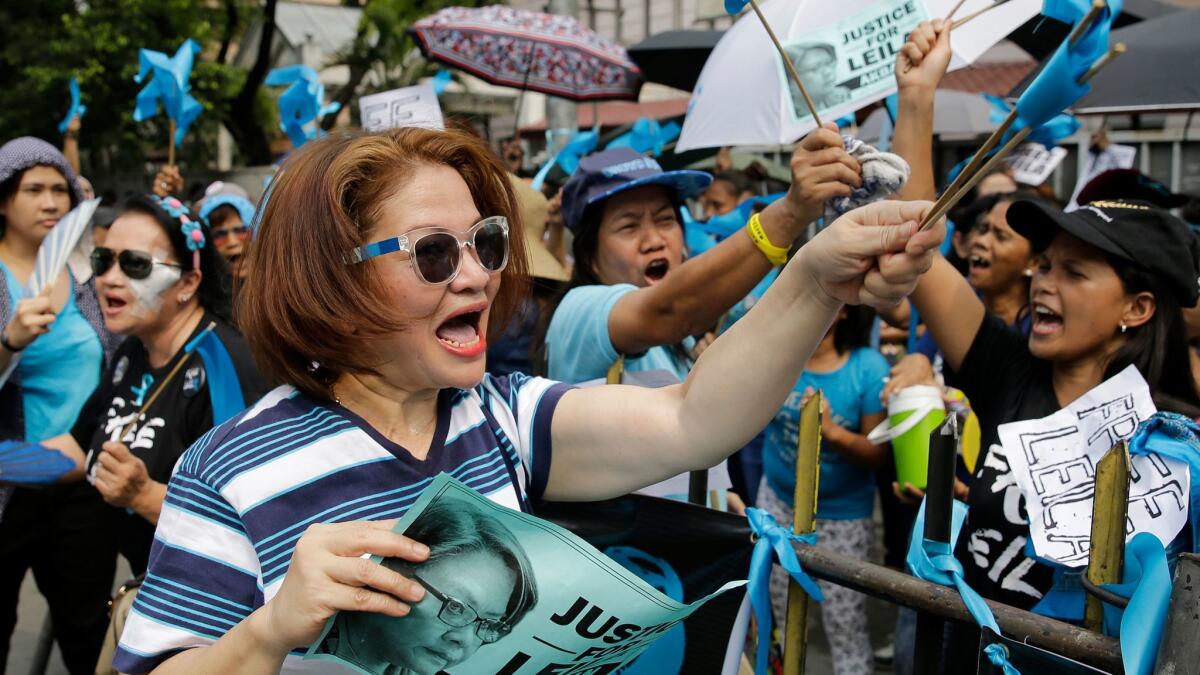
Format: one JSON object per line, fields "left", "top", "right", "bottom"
{"left": 167, "top": 118, "right": 177, "bottom": 167}
{"left": 920, "top": 42, "right": 1125, "bottom": 229}
{"left": 1084, "top": 443, "right": 1131, "bottom": 632}
{"left": 944, "top": 0, "right": 969, "bottom": 21}
{"left": 746, "top": 0, "right": 823, "bottom": 127}
{"left": 783, "top": 392, "right": 821, "bottom": 675}
{"left": 951, "top": 0, "right": 1014, "bottom": 30}
{"left": 919, "top": 0, "right": 1110, "bottom": 230}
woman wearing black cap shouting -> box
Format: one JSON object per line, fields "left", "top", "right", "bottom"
{"left": 908, "top": 198, "right": 1200, "bottom": 664}
{"left": 543, "top": 125, "right": 860, "bottom": 384}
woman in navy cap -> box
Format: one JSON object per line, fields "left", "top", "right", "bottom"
{"left": 543, "top": 127, "right": 860, "bottom": 385}
{"left": 910, "top": 198, "right": 1200, "bottom": 666}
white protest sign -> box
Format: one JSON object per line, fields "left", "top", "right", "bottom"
{"left": 1067, "top": 143, "right": 1137, "bottom": 210}
{"left": 999, "top": 366, "right": 1190, "bottom": 567}
{"left": 1007, "top": 143, "right": 1068, "bottom": 187}
{"left": 358, "top": 83, "right": 444, "bottom": 132}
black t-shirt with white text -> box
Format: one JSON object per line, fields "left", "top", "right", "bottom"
{"left": 953, "top": 313, "right": 1061, "bottom": 610}
{"left": 72, "top": 312, "right": 265, "bottom": 574}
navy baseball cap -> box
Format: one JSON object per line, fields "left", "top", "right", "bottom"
{"left": 561, "top": 148, "right": 712, "bottom": 232}
{"left": 1007, "top": 199, "right": 1200, "bottom": 307}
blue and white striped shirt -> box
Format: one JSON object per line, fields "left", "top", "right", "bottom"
{"left": 113, "top": 373, "right": 572, "bottom": 674}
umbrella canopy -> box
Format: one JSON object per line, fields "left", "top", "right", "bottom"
{"left": 409, "top": 6, "right": 642, "bottom": 101}
{"left": 1009, "top": 9, "right": 1200, "bottom": 114}
{"left": 677, "top": 0, "right": 1041, "bottom": 152}
{"left": 858, "top": 89, "right": 996, "bottom": 143}
{"left": 627, "top": 30, "right": 724, "bottom": 92}
{"left": 1006, "top": 0, "right": 1179, "bottom": 60}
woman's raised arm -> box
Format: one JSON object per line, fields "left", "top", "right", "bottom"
{"left": 546, "top": 200, "right": 944, "bottom": 500}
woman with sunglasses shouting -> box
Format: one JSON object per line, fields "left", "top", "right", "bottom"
{"left": 38, "top": 195, "right": 265, "bottom": 586}
{"left": 110, "top": 127, "right": 944, "bottom": 675}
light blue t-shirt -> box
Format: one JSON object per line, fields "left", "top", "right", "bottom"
{"left": 546, "top": 284, "right": 693, "bottom": 384}
{"left": 763, "top": 347, "right": 889, "bottom": 520}
{"left": 2, "top": 265, "right": 103, "bottom": 441}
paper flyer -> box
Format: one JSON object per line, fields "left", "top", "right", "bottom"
{"left": 999, "top": 366, "right": 1190, "bottom": 567}
{"left": 306, "top": 474, "right": 744, "bottom": 675}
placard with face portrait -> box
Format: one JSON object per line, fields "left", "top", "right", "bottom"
{"left": 777, "top": 0, "right": 927, "bottom": 124}
{"left": 306, "top": 474, "right": 746, "bottom": 675}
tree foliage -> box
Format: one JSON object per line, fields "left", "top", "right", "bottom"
{"left": 0, "top": 0, "right": 273, "bottom": 172}
{"left": 322, "top": 0, "right": 483, "bottom": 131}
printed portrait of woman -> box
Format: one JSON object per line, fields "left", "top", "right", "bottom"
{"left": 315, "top": 497, "right": 538, "bottom": 675}
{"left": 786, "top": 42, "right": 851, "bottom": 118}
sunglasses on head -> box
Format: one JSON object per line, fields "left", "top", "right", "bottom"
{"left": 90, "top": 247, "right": 181, "bottom": 280}
{"left": 344, "top": 216, "right": 510, "bottom": 285}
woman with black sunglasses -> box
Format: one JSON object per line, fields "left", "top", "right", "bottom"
{"left": 110, "top": 127, "right": 943, "bottom": 674}
{"left": 39, "top": 194, "right": 265, "bottom": 582}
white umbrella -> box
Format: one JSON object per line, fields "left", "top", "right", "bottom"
{"left": 676, "top": 0, "right": 1041, "bottom": 151}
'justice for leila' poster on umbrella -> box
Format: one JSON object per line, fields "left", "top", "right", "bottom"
{"left": 305, "top": 474, "right": 744, "bottom": 675}
{"left": 778, "top": 0, "right": 926, "bottom": 124}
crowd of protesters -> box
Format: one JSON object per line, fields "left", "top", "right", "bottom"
{"left": 0, "top": 16, "right": 1197, "bottom": 675}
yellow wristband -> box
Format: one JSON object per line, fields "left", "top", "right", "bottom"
{"left": 746, "top": 212, "right": 789, "bottom": 266}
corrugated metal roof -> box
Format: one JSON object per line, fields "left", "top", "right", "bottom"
{"left": 941, "top": 62, "right": 1036, "bottom": 98}
{"left": 274, "top": 1, "right": 362, "bottom": 55}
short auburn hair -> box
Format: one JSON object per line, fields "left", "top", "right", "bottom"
{"left": 237, "top": 127, "right": 529, "bottom": 399}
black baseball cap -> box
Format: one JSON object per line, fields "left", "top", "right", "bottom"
{"left": 561, "top": 148, "right": 711, "bottom": 233}
{"left": 1006, "top": 199, "right": 1200, "bottom": 307}
{"left": 1076, "top": 169, "right": 1189, "bottom": 210}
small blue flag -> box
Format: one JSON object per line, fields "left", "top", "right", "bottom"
{"left": 1015, "top": 0, "right": 1122, "bottom": 129}
{"left": 985, "top": 94, "right": 1080, "bottom": 149}
{"left": 265, "top": 65, "right": 342, "bottom": 149}
{"left": 530, "top": 129, "right": 599, "bottom": 192}
{"left": 432, "top": 69, "right": 452, "bottom": 96}
{"left": 724, "top": 0, "right": 750, "bottom": 15}
{"left": 133, "top": 39, "right": 204, "bottom": 146}
{"left": 185, "top": 325, "right": 245, "bottom": 426}
{"left": 57, "top": 78, "right": 87, "bottom": 134}
{"left": 605, "top": 117, "right": 681, "bottom": 157}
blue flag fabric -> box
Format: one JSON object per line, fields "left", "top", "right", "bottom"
{"left": 1041, "top": 0, "right": 1095, "bottom": 23}
{"left": 985, "top": 94, "right": 1080, "bottom": 149}
{"left": 1128, "top": 412, "right": 1200, "bottom": 552}
{"left": 431, "top": 69, "right": 452, "bottom": 96}
{"left": 1015, "top": 0, "right": 1122, "bottom": 128}
{"left": 265, "top": 65, "right": 342, "bottom": 150}
{"left": 133, "top": 39, "right": 203, "bottom": 145}
{"left": 606, "top": 117, "right": 682, "bottom": 157}
{"left": 1100, "top": 533, "right": 1172, "bottom": 675}
{"left": 724, "top": 0, "right": 749, "bottom": 15}
{"left": 57, "top": 78, "right": 87, "bottom": 134}
{"left": 745, "top": 507, "right": 822, "bottom": 675}
{"left": 530, "top": 129, "right": 599, "bottom": 192}
{"left": 184, "top": 326, "right": 245, "bottom": 426}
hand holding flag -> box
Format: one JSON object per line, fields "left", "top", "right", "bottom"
{"left": 919, "top": 0, "right": 1125, "bottom": 230}
{"left": 93, "top": 441, "right": 153, "bottom": 510}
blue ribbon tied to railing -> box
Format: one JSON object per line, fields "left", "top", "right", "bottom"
{"left": 745, "top": 507, "right": 822, "bottom": 675}
{"left": 907, "top": 499, "right": 1020, "bottom": 674}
